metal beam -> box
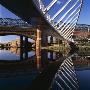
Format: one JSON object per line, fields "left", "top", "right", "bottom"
{"left": 65, "top": 27, "right": 75, "bottom": 38}
{"left": 67, "top": 31, "right": 74, "bottom": 39}
{"left": 58, "top": 11, "right": 79, "bottom": 34}
{"left": 54, "top": 0, "right": 80, "bottom": 26}
{"left": 66, "top": 29, "right": 75, "bottom": 40}
{"left": 60, "top": 12, "right": 79, "bottom": 34}
{"left": 64, "top": 25, "right": 76, "bottom": 38}
{"left": 44, "top": 0, "right": 58, "bottom": 12}
{"left": 66, "top": 26, "right": 75, "bottom": 37}
{"left": 57, "top": 4, "right": 81, "bottom": 29}
{"left": 63, "top": 25, "right": 75, "bottom": 39}
{"left": 64, "top": 27, "right": 75, "bottom": 39}
{"left": 61, "top": 15, "right": 79, "bottom": 34}
{"left": 50, "top": 0, "right": 72, "bottom": 20}
{"left": 65, "top": 1, "right": 83, "bottom": 40}
{"left": 62, "top": 19, "right": 77, "bottom": 37}
{"left": 63, "top": 22, "right": 76, "bottom": 37}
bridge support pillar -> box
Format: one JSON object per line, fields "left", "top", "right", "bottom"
{"left": 50, "top": 36, "right": 53, "bottom": 45}
{"left": 24, "top": 37, "right": 28, "bottom": 59}
{"left": 53, "top": 37, "right": 57, "bottom": 45}
{"left": 41, "top": 35, "right": 48, "bottom": 47}
{"left": 59, "top": 39, "right": 62, "bottom": 46}
{"left": 20, "top": 36, "right": 23, "bottom": 48}
{"left": 20, "top": 36, "right": 24, "bottom": 60}
{"left": 56, "top": 38, "right": 62, "bottom": 46}
{"left": 36, "top": 29, "right": 41, "bottom": 69}
{"left": 25, "top": 37, "right": 28, "bottom": 47}
{"left": 50, "top": 51, "right": 53, "bottom": 60}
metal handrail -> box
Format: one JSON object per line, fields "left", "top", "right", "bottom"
{"left": 33, "top": 0, "right": 83, "bottom": 41}
{"left": 0, "top": 18, "right": 31, "bottom": 27}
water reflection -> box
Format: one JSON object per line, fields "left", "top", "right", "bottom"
{"left": 48, "top": 51, "right": 63, "bottom": 61}
{"left": 51, "top": 54, "right": 79, "bottom": 90}
{"left": 2, "top": 47, "right": 90, "bottom": 90}
{"left": 0, "top": 47, "right": 65, "bottom": 72}
{"left": 0, "top": 47, "right": 65, "bottom": 90}
{"left": 0, "top": 48, "right": 20, "bottom": 60}
{"left": 72, "top": 54, "right": 90, "bottom": 90}
{"left": 0, "top": 47, "right": 65, "bottom": 61}
{"left": 72, "top": 55, "right": 90, "bottom": 69}
{"left": 51, "top": 53, "right": 90, "bottom": 90}
{"left": 0, "top": 48, "right": 35, "bottom": 60}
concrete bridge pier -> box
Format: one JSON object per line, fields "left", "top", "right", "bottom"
{"left": 53, "top": 37, "right": 56, "bottom": 44}
{"left": 20, "top": 36, "right": 24, "bottom": 60}
{"left": 41, "top": 35, "right": 48, "bottom": 47}
{"left": 50, "top": 51, "right": 53, "bottom": 60}
{"left": 55, "top": 38, "right": 62, "bottom": 46}
{"left": 50, "top": 36, "right": 53, "bottom": 45}
{"left": 36, "top": 28, "right": 41, "bottom": 69}
{"left": 24, "top": 37, "right": 28, "bottom": 59}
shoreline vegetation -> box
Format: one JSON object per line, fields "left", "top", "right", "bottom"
{"left": 42, "top": 44, "right": 70, "bottom": 52}
{"left": 42, "top": 44, "right": 90, "bottom": 55}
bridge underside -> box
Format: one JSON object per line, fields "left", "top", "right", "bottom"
{"left": 0, "top": 0, "right": 64, "bottom": 40}
{"left": 0, "top": 0, "right": 82, "bottom": 43}
{"left": 0, "top": 26, "right": 63, "bottom": 39}
{"left": 0, "top": 27, "right": 37, "bottom": 39}
{"left": 0, "top": 0, "right": 50, "bottom": 27}
{"left": 0, "top": 0, "right": 40, "bottom": 20}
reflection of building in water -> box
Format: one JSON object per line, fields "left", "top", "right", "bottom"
{"left": 51, "top": 54, "right": 79, "bottom": 90}
{"left": 6, "top": 39, "right": 20, "bottom": 47}
{"left": 9, "top": 39, "right": 20, "bottom": 48}
{"left": 9, "top": 48, "right": 20, "bottom": 55}
{"left": 72, "top": 56, "right": 90, "bottom": 68}
{"left": 2, "top": 39, "right": 20, "bottom": 48}
{"left": 2, "top": 39, "right": 32, "bottom": 48}
{"left": 47, "top": 51, "right": 63, "bottom": 60}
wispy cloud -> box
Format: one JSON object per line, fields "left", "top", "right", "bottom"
{"left": 57, "top": 1, "right": 62, "bottom": 5}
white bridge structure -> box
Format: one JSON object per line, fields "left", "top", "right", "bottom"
{"left": 34, "top": 0, "right": 83, "bottom": 41}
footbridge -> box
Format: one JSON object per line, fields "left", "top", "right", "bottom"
{"left": 0, "top": 0, "right": 83, "bottom": 46}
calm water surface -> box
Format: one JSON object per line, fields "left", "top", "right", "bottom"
{"left": 0, "top": 48, "right": 65, "bottom": 90}
{"left": 0, "top": 48, "right": 90, "bottom": 90}
{"left": 51, "top": 54, "right": 90, "bottom": 90}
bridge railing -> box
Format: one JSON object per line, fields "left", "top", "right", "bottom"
{"left": 0, "top": 18, "right": 31, "bottom": 27}
{"left": 33, "top": 0, "right": 83, "bottom": 41}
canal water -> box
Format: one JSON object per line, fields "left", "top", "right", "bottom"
{"left": 0, "top": 48, "right": 90, "bottom": 90}
{"left": 51, "top": 53, "right": 90, "bottom": 90}
{"left": 0, "top": 48, "right": 65, "bottom": 90}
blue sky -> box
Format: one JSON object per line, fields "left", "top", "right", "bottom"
{"left": 0, "top": 35, "right": 20, "bottom": 43}
{"left": 0, "top": 5, "right": 20, "bottom": 43}
{"left": 0, "top": 0, "right": 90, "bottom": 43}
{"left": 0, "top": 4, "right": 19, "bottom": 19}
{"left": 77, "top": 0, "right": 90, "bottom": 25}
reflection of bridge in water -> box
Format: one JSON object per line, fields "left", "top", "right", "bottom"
{"left": 0, "top": 50, "right": 64, "bottom": 77}
{"left": 51, "top": 54, "right": 79, "bottom": 90}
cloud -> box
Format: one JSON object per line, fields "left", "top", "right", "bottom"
{"left": 57, "top": 1, "right": 62, "bottom": 5}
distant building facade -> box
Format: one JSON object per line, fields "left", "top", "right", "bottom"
{"left": 10, "top": 39, "right": 20, "bottom": 48}
{"left": 73, "top": 24, "right": 90, "bottom": 43}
